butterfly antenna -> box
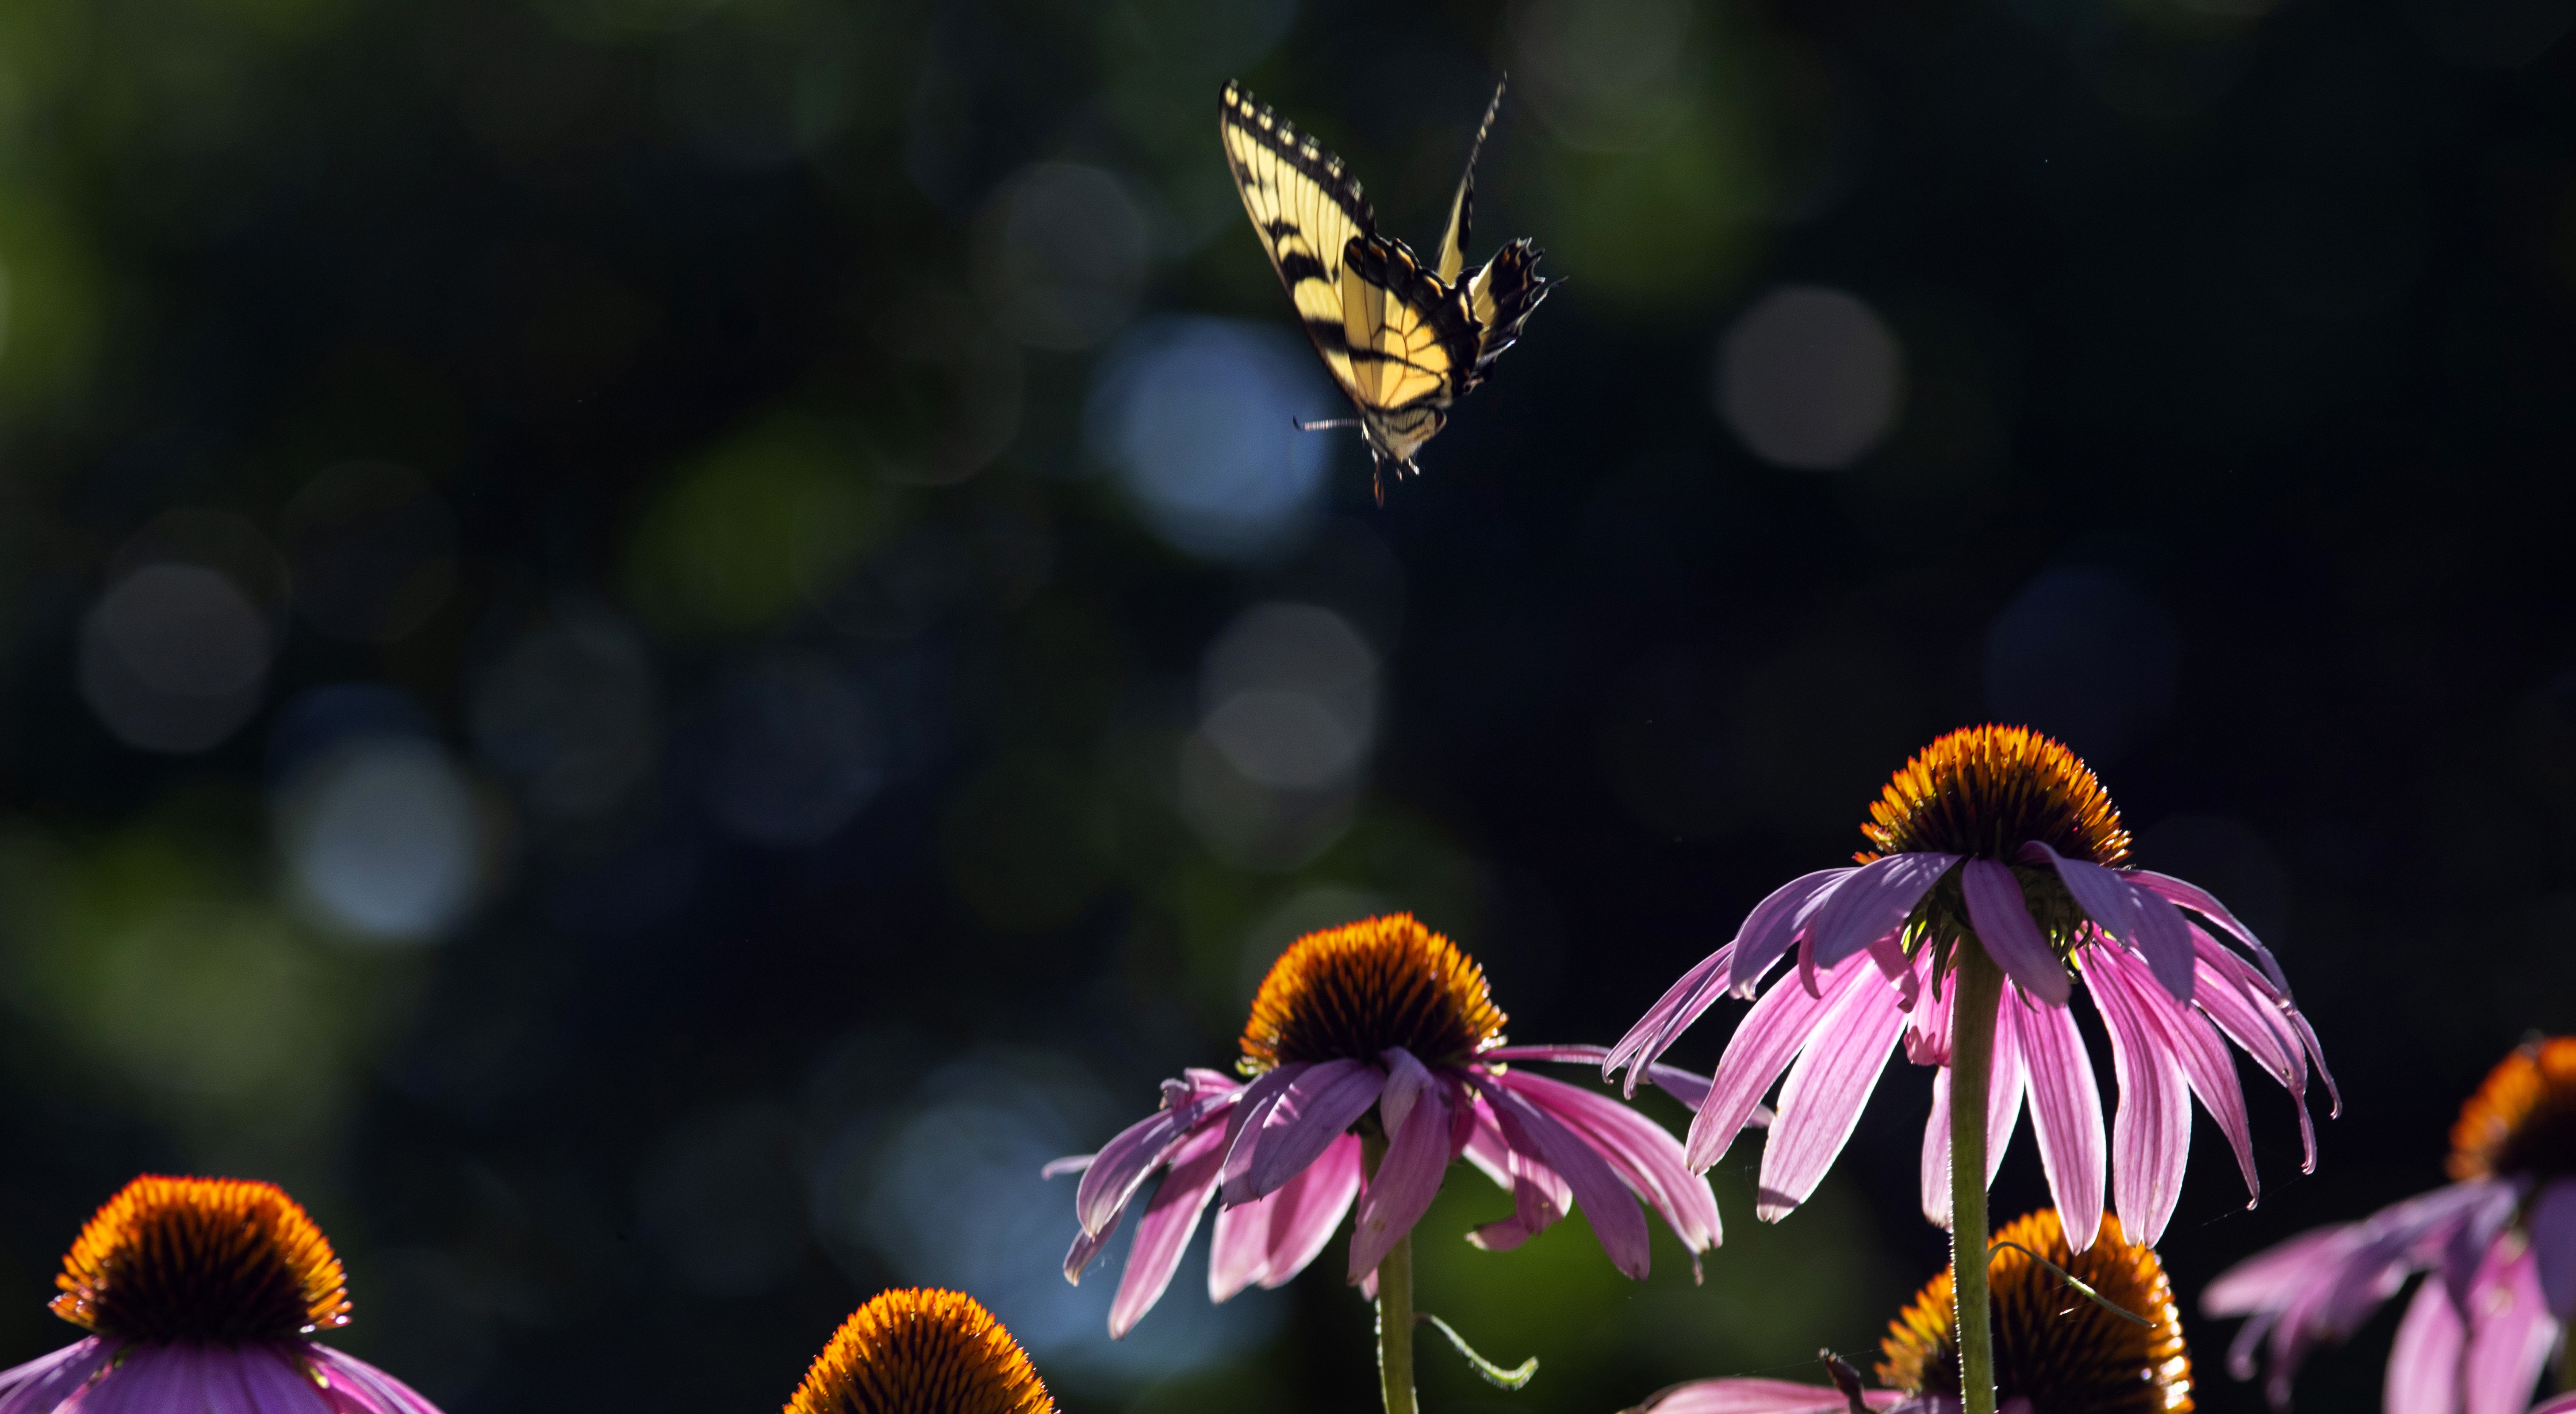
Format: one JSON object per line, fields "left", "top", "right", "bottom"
{"left": 1294, "top": 416, "right": 1362, "bottom": 432}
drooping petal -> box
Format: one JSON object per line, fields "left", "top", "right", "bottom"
{"left": 1487, "top": 1044, "right": 1731, "bottom": 1115}
{"left": 2387, "top": 1275, "right": 2465, "bottom": 1414}
{"left": 1756, "top": 963, "right": 1911, "bottom": 1221}
{"left": 2464, "top": 1247, "right": 2554, "bottom": 1414}
{"left": 1475, "top": 1072, "right": 1653, "bottom": 1279}
{"left": 1958, "top": 859, "right": 2070, "bottom": 1005}
{"left": 1076, "top": 1081, "right": 1239, "bottom": 1234}
{"left": 2533, "top": 1396, "right": 2576, "bottom": 1414}
{"left": 1689, "top": 955, "right": 1881, "bottom": 1171}
{"left": 0, "top": 1337, "right": 113, "bottom": 1414}
{"left": 1920, "top": 987, "right": 2024, "bottom": 1230}
{"left": 1729, "top": 868, "right": 1863, "bottom": 997}
{"left": 2203, "top": 1224, "right": 2366, "bottom": 1318}
{"left": 1110, "top": 1126, "right": 1230, "bottom": 1338}
{"left": 2024, "top": 842, "right": 2195, "bottom": 1003}
{"left": 308, "top": 1345, "right": 441, "bottom": 1414}
{"left": 2187, "top": 929, "right": 2322, "bottom": 1171}
{"left": 1608, "top": 944, "right": 1735, "bottom": 1096}
{"left": 2129, "top": 868, "right": 2293, "bottom": 994}
{"left": 2087, "top": 941, "right": 2258, "bottom": 1207}
{"left": 81, "top": 1345, "right": 192, "bottom": 1414}
{"left": 1628, "top": 1379, "right": 1912, "bottom": 1413}
{"left": 1219, "top": 1063, "right": 1311, "bottom": 1201}
{"left": 1492, "top": 1067, "right": 1722, "bottom": 1261}
{"left": 1348, "top": 1051, "right": 1452, "bottom": 1280}
{"left": 2442, "top": 1180, "right": 2522, "bottom": 1314}
{"left": 1239, "top": 1059, "right": 1385, "bottom": 1202}
{"left": 1209, "top": 1133, "right": 1363, "bottom": 1300}
{"left": 2527, "top": 1179, "right": 2576, "bottom": 1320}
{"left": 2013, "top": 988, "right": 2106, "bottom": 1251}
{"left": 1807, "top": 854, "right": 1959, "bottom": 972}
{"left": 2084, "top": 956, "right": 2193, "bottom": 1245}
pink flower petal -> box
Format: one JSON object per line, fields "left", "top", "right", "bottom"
{"left": 2012, "top": 989, "right": 2106, "bottom": 1251}
{"left": 1806, "top": 855, "right": 1959, "bottom": 972}
{"left": 1079, "top": 1079, "right": 1241, "bottom": 1234}
{"left": 1491, "top": 1044, "right": 1726, "bottom": 1114}
{"left": 1110, "top": 1125, "right": 1230, "bottom": 1338}
{"left": 0, "top": 1337, "right": 112, "bottom": 1414}
{"left": 2084, "top": 957, "right": 2191, "bottom": 1246}
{"left": 1209, "top": 1133, "right": 1362, "bottom": 1300}
{"left": 1475, "top": 1073, "right": 1652, "bottom": 1279}
{"left": 1920, "top": 987, "right": 2024, "bottom": 1231}
{"left": 2465, "top": 1247, "right": 2553, "bottom": 1414}
{"left": 1218, "top": 1063, "right": 1310, "bottom": 1203}
{"left": 1728, "top": 868, "right": 1859, "bottom": 996}
{"left": 1958, "top": 859, "right": 2070, "bottom": 1005}
{"left": 2087, "top": 942, "right": 2257, "bottom": 1207}
{"left": 2128, "top": 868, "right": 2292, "bottom": 993}
{"left": 247, "top": 1345, "right": 341, "bottom": 1414}
{"left": 1688, "top": 955, "right": 1880, "bottom": 1172}
{"left": 2388, "top": 1275, "right": 2464, "bottom": 1414}
{"left": 1607, "top": 944, "right": 1736, "bottom": 1096}
{"left": 1756, "top": 964, "right": 1910, "bottom": 1221}
{"left": 1629, "top": 1378, "right": 1911, "bottom": 1413}
{"left": 2021, "top": 841, "right": 2191, "bottom": 1002}
{"left": 1492, "top": 1067, "right": 1721, "bottom": 1261}
{"left": 1240, "top": 1059, "right": 1385, "bottom": 1202}
{"left": 1347, "top": 1050, "right": 1452, "bottom": 1280}
{"left": 2529, "top": 1179, "right": 2576, "bottom": 1321}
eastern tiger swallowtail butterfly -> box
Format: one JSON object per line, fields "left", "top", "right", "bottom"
{"left": 1220, "top": 77, "right": 1555, "bottom": 501}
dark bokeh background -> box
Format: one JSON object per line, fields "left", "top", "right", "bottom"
{"left": 0, "top": 0, "right": 2571, "bottom": 1408}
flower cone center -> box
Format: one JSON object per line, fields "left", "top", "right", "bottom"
{"left": 2450, "top": 1038, "right": 2576, "bottom": 1183}
{"left": 1859, "top": 725, "right": 2129, "bottom": 868}
{"left": 1877, "top": 1209, "right": 2193, "bottom": 1414}
{"left": 787, "top": 1288, "right": 1056, "bottom": 1414}
{"left": 1238, "top": 913, "right": 1506, "bottom": 1074}
{"left": 50, "top": 1176, "right": 352, "bottom": 1344}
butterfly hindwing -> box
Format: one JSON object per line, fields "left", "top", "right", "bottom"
{"left": 1463, "top": 237, "right": 1556, "bottom": 385}
{"left": 1342, "top": 234, "right": 1478, "bottom": 417}
{"left": 1220, "top": 80, "right": 1375, "bottom": 404}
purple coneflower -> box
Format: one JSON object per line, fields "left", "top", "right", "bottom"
{"left": 1605, "top": 725, "right": 2331, "bottom": 1414}
{"left": 783, "top": 1287, "right": 1056, "bottom": 1414}
{"left": 1630, "top": 1208, "right": 2193, "bottom": 1414}
{"left": 2207, "top": 1037, "right": 2576, "bottom": 1414}
{"left": 1051, "top": 913, "right": 1722, "bottom": 1414}
{"left": 0, "top": 1175, "right": 444, "bottom": 1414}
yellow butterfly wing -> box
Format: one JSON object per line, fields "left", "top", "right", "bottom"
{"left": 1341, "top": 235, "right": 1477, "bottom": 419}
{"left": 1220, "top": 80, "right": 1375, "bottom": 405}
{"left": 1432, "top": 77, "right": 1509, "bottom": 286}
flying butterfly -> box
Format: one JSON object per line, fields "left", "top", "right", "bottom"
{"left": 1219, "top": 77, "right": 1556, "bottom": 501}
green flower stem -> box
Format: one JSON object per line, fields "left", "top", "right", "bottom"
{"left": 1361, "top": 1132, "right": 1417, "bottom": 1414}
{"left": 1949, "top": 939, "right": 2006, "bottom": 1414}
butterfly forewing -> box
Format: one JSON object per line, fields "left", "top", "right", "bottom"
{"left": 1220, "top": 81, "right": 1374, "bottom": 404}
{"left": 1433, "top": 77, "right": 1509, "bottom": 287}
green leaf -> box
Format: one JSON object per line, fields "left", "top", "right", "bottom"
{"left": 1416, "top": 1312, "right": 1538, "bottom": 1390}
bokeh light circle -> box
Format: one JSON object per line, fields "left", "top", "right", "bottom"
{"left": 1717, "top": 285, "right": 1905, "bottom": 470}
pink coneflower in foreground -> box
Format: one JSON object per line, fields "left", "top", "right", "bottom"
{"left": 2206, "top": 1037, "right": 2576, "bottom": 1414}
{"left": 1605, "top": 725, "right": 2331, "bottom": 1414}
{"left": 1050, "top": 913, "right": 1723, "bottom": 1414}
{"left": 783, "top": 1287, "right": 1056, "bottom": 1414}
{"left": 0, "top": 1175, "right": 444, "bottom": 1414}
{"left": 1630, "top": 1208, "right": 2193, "bottom": 1414}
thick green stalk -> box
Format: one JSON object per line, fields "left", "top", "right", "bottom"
{"left": 1948, "top": 940, "right": 2005, "bottom": 1414}
{"left": 1362, "top": 1132, "right": 1417, "bottom": 1414}
{"left": 2558, "top": 1329, "right": 2576, "bottom": 1395}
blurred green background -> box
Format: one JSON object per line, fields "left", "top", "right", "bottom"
{"left": 0, "top": 0, "right": 2573, "bottom": 1407}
